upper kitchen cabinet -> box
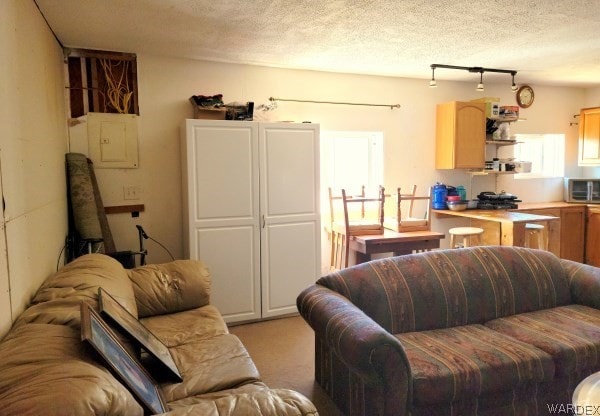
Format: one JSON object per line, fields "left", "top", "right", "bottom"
{"left": 436, "top": 101, "right": 486, "bottom": 169}
{"left": 579, "top": 107, "right": 600, "bottom": 166}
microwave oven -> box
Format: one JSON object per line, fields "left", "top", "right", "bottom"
{"left": 564, "top": 178, "right": 600, "bottom": 203}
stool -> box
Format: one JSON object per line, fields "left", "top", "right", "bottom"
{"left": 449, "top": 227, "right": 484, "bottom": 248}
{"left": 524, "top": 223, "right": 548, "bottom": 250}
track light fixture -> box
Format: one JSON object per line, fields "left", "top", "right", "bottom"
{"left": 429, "top": 64, "right": 518, "bottom": 91}
{"left": 511, "top": 73, "right": 518, "bottom": 91}
{"left": 429, "top": 66, "right": 437, "bottom": 88}
{"left": 476, "top": 71, "right": 484, "bottom": 92}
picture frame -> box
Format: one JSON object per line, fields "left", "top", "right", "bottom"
{"left": 80, "top": 302, "right": 167, "bottom": 415}
{"left": 98, "top": 288, "right": 183, "bottom": 382}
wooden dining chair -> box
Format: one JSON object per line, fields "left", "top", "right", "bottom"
{"left": 329, "top": 186, "right": 385, "bottom": 269}
{"left": 384, "top": 185, "right": 432, "bottom": 232}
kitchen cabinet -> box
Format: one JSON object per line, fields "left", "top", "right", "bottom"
{"left": 586, "top": 206, "right": 600, "bottom": 266}
{"left": 517, "top": 204, "right": 585, "bottom": 262}
{"left": 560, "top": 206, "right": 585, "bottom": 262}
{"left": 435, "top": 101, "right": 486, "bottom": 169}
{"left": 578, "top": 107, "right": 600, "bottom": 166}
{"left": 516, "top": 208, "right": 561, "bottom": 257}
{"left": 181, "top": 120, "right": 321, "bottom": 323}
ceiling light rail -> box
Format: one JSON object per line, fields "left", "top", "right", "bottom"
{"left": 429, "top": 64, "right": 518, "bottom": 92}
{"left": 268, "top": 97, "right": 400, "bottom": 109}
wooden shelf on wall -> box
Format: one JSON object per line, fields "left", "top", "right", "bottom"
{"left": 104, "top": 204, "right": 145, "bottom": 215}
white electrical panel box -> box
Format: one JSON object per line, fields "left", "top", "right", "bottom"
{"left": 87, "top": 112, "right": 139, "bottom": 168}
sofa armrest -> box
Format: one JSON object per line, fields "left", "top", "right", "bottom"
{"left": 128, "top": 260, "right": 211, "bottom": 317}
{"left": 562, "top": 259, "right": 600, "bottom": 309}
{"left": 297, "top": 284, "right": 411, "bottom": 390}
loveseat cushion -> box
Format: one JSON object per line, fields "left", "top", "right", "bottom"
{"left": 397, "top": 324, "right": 555, "bottom": 405}
{"left": 0, "top": 323, "right": 143, "bottom": 416}
{"left": 129, "top": 260, "right": 211, "bottom": 317}
{"left": 485, "top": 305, "right": 600, "bottom": 377}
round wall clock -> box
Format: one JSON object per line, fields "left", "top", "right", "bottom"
{"left": 516, "top": 85, "right": 535, "bottom": 108}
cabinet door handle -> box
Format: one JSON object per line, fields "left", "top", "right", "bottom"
{"left": 262, "top": 215, "right": 266, "bottom": 228}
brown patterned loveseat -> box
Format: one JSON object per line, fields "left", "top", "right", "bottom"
{"left": 297, "top": 246, "right": 600, "bottom": 415}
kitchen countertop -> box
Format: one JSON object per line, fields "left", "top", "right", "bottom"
{"left": 432, "top": 207, "right": 561, "bottom": 255}
{"left": 513, "top": 201, "right": 582, "bottom": 210}
{"left": 432, "top": 209, "right": 559, "bottom": 223}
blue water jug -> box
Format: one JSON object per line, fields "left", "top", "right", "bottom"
{"left": 432, "top": 183, "right": 448, "bottom": 209}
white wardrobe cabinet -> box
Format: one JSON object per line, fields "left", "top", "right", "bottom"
{"left": 181, "top": 120, "right": 321, "bottom": 323}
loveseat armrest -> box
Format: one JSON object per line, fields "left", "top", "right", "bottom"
{"left": 297, "top": 284, "right": 412, "bottom": 397}
{"left": 562, "top": 259, "right": 600, "bottom": 309}
{"left": 128, "top": 260, "right": 211, "bottom": 318}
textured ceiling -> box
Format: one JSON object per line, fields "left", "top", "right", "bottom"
{"left": 35, "top": 0, "right": 600, "bottom": 87}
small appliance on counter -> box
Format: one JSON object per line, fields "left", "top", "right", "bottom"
{"left": 477, "top": 191, "right": 521, "bottom": 210}
{"left": 564, "top": 178, "right": 600, "bottom": 203}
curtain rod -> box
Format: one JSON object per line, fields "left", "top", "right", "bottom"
{"left": 269, "top": 97, "right": 400, "bottom": 109}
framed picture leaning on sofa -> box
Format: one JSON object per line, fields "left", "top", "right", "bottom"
{"left": 98, "top": 288, "right": 182, "bottom": 382}
{"left": 80, "top": 302, "right": 167, "bottom": 415}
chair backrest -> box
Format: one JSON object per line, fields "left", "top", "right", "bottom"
{"left": 385, "top": 186, "right": 431, "bottom": 232}
{"left": 341, "top": 186, "right": 385, "bottom": 236}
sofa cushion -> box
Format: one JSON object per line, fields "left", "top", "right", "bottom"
{"left": 141, "top": 305, "right": 228, "bottom": 348}
{"left": 485, "top": 305, "right": 600, "bottom": 377}
{"left": 159, "top": 333, "right": 261, "bottom": 403}
{"left": 396, "top": 324, "right": 555, "bottom": 405}
{"left": 129, "top": 260, "right": 211, "bottom": 317}
{"left": 164, "top": 386, "right": 319, "bottom": 415}
{"left": 24, "top": 254, "right": 137, "bottom": 322}
{"left": 318, "top": 247, "right": 572, "bottom": 333}
{"left": 0, "top": 323, "right": 143, "bottom": 416}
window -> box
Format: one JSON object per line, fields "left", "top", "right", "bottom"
{"left": 513, "top": 134, "right": 565, "bottom": 178}
{"left": 320, "top": 131, "right": 383, "bottom": 194}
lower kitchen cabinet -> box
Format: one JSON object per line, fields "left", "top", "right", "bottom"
{"left": 517, "top": 208, "right": 561, "bottom": 257}
{"left": 560, "top": 206, "right": 586, "bottom": 262}
{"left": 586, "top": 206, "right": 600, "bottom": 267}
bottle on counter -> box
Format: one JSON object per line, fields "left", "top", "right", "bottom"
{"left": 456, "top": 185, "right": 467, "bottom": 201}
{"left": 432, "top": 183, "right": 448, "bottom": 209}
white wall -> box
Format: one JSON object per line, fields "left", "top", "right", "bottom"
{"left": 81, "top": 54, "right": 589, "bottom": 263}
{"left": 0, "top": 0, "right": 68, "bottom": 338}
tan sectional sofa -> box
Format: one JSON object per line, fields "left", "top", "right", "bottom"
{"left": 0, "top": 254, "right": 318, "bottom": 416}
{"left": 298, "top": 246, "right": 600, "bottom": 416}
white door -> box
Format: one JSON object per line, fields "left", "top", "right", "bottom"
{"left": 259, "top": 123, "right": 320, "bottom": 318}
{"left": 184, "top": 120, "right": 261, "bottom": 323}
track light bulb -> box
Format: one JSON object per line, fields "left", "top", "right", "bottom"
{"left": 511, "top": 73, "right": 518, "bottom": 91}
{"left": 476, "top": 72, "right": 484, "bottom": 91}
{"left": 429, "top": 67, "right": 437, "bottom": 88}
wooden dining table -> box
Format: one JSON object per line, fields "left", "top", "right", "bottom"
{"left": 349, "top": 229, "right": 445, "bottom": 264}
